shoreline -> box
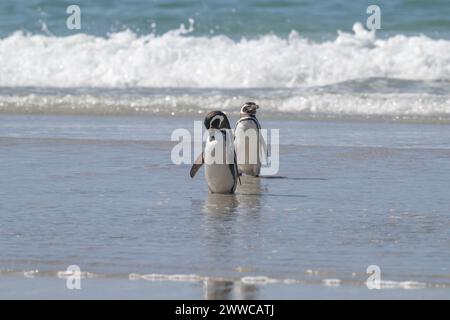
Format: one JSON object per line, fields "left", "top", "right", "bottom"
{"left": 1, "top": 274, "right": 449, "bottom": 300}
{"left": 2, "top": 111, "right": 450, "bottom": 126}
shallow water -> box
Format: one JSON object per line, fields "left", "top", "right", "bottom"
{"left": 1, "top": 114, "right": 450, "bottom": 298}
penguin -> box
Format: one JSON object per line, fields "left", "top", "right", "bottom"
{"left": 234, "top": 102, "right": 267, "bottom": 177}
{"left": 190, "top": 111, "right": 239, "bottom": 194}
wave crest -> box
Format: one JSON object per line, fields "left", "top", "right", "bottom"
{"left": 1, "top": 23, "right": 450, "bottom": 88}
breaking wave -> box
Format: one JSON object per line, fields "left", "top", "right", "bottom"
{"left": 1, "top": 23, "right": 450, "bottom": 88}
{"left": 1, "top": 22, "right": 450, "bottom": 120}
{"left": 1, "top": 86, "right": 450, "bottom": 120}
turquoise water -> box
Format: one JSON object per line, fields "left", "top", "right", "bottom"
{"left": 1, "top": 0, "right": 450, "bottom": 38}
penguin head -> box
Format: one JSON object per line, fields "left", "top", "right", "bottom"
{"left": 240, "top": 102, "right": 259, "bottom": 117}
{"left": 204, "top": 111, "right": 231, "bottom": 130}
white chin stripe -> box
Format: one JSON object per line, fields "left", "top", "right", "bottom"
{"left": 210, "top": 114, "right": 224, "bottom": 127}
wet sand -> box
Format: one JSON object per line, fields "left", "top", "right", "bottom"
{"left": 1, "top": 114, "right": 450, "bottom": 299}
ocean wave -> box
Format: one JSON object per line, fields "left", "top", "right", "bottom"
{"left": 1, "top": 22, "right": 450, "bottom": 88}
{"left": 1, "top": 89, "right": 450, "bottom": 119}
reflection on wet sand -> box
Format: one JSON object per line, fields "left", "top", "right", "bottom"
{"left": 201, "top": 176, "right": 264, "bottom": 216}
{"left": 203, "top": 279, "right": 259, "bottom": 300}
{"left": 202, "top": 193, "right": 239, "bottom": 262}
{"left": 236, "top": 175, "right": 263, "bottom": 212}
{"left": 202, "top": 193, "right": 239, "bottom": 215}
{"left": 201, "top": 177, "right": 263, "bottom": 300}
{"left": 201, "top": 176, "right": 266, "bottom": 217}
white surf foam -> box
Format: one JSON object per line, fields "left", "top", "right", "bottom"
{"left": 378, "top": 280, "right": 427, "bottom": 290}
{"left": 1, "top": 22, "right": 450, "bottom": 88}
{"left": 1, "top": 90, "right": 449, "bottom": 118}
{"left": 322, "top": 278, "right": 342, "bottom": 287}
{"left": 0, "top": 269, "right": 446, "bottom": 289}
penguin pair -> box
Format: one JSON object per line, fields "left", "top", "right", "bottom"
{"left": 190, "top": 102, "right": 266, "bottom": 194}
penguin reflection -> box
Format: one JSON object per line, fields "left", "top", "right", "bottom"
{"left": 201, "top": 176, "right": 263, "bottom": 214}
{"left": 203, "top": 279, "right": 258, "bottom": 300}
{"left": 201, "top": 183, "right": 261, "bottom": 301}
{"left": 235, "top": 175, "right": 263, "bottom": 213}
{"left": 202, "top": 193, "right": 239, "bottom": 216}
{"left": 202, "top": 193, "right": 239, "bottom": 249}
{"left": 203, "top": 279, "right": 234, "bottom": 300}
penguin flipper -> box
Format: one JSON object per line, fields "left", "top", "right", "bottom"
{"left": 233, "top": 150, "right": 241, "bottom": 186}
{"left": 190, "top": 152, "right": 204, "bottom": 178}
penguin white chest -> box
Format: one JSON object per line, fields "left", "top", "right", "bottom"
{"left": 204, "top": 133, "right": 237, "bottom": 194}
{"left": 234, "top": 119, "right": 262, "bottom": 176}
